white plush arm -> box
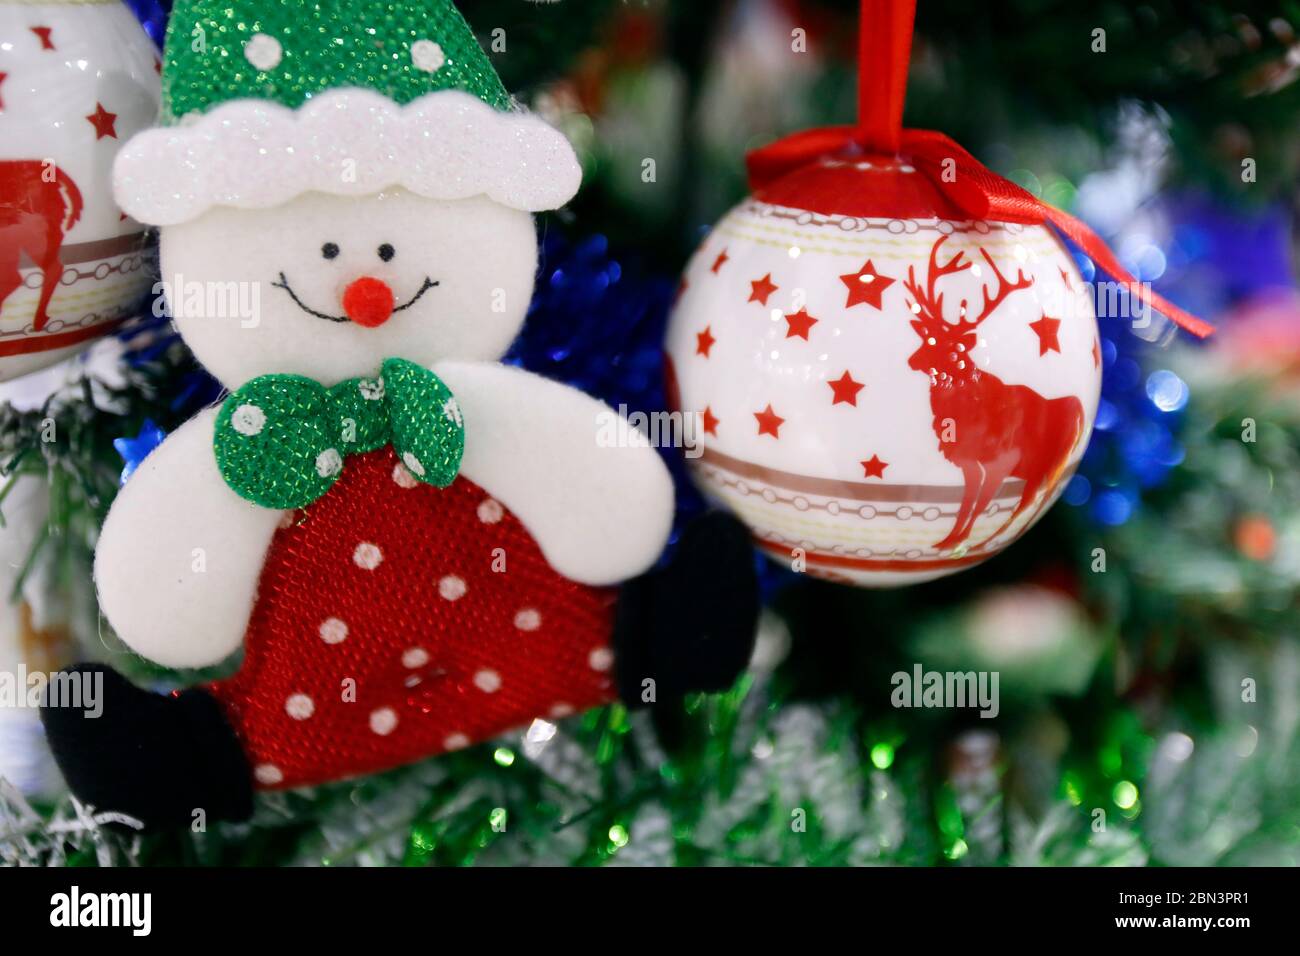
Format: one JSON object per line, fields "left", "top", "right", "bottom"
{"left": 94, "top": 407, "right": 284, "bottom": 669}
{"left": 434, "top": 360, "right": 674, "bottom": 586}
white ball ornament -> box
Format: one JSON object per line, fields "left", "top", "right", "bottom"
{"left": 665, "top": 158, "right": 1102, "bottom": 587}
{"left": 0, "top": 0, "right": 160, "bottom": 381}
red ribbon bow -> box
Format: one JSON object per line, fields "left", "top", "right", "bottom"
{"left": 745, "top": 0, "right": 1211, "bottom": 339}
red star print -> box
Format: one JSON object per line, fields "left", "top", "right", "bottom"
{"left": 695, "top": 326, "right": 716, "bottom": 357}
{"left": 1028, "top": 314, "right": 1062, "bottom": 355}
{"left": 754, "top": 404, "right": 784, "bottom": 438}
{"left": 783, "top": 308, "right": 818, "bottom": 340}
{"left": 31, "top": 26, "right": 55, "bottom": 50}
{"left": 1059, "top": 267, "right": 1075, "bottom": 292}
{"left": 748, "top": 273, "right": 778, "bottom": 306}
{"left": 1091, "top": 338, "right": 1101, "bottom": 369}
{"left": 840, "top": 260, "right": 895, "bottom": 310}
{"left": 0, "top": 73, "right": 6, "bottom": 111}
{"left": 701, "top": 406, "right": 719, "bottom": 436}
{"left": 828, "top": 370, "right": 865, "bottom": 406}
{"left": 710, "top": 249, "right": 729, "bottom": 274}
{"left": 860, "top": 455, "right": 888, "bottom": 479}
{"left": 85, "top": 103, "right": 118, "bottom": 140}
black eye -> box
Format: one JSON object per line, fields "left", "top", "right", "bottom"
{"left": 378, "top": 243, "right": 395, "bottom": 262}
{"left": 321, "top": 242, "right": 339, "bottom": 260}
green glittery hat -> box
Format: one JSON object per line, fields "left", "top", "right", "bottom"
{"left": 113, "top": 0, "right": 581, "bottom": 224}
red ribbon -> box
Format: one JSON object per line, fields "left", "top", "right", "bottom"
{"left": 745, "top": 0, "right": 1212, "bottom": 339}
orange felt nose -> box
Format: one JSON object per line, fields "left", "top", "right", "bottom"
{"left": 342, "top": 277, "right": 395, "bottom": 328}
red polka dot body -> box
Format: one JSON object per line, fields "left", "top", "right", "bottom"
{"left": 208, "top": 447, "right": 618, "bottom": 789}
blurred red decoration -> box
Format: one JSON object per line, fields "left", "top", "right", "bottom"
{"left": 1234, "top": 515, "right": 1277, "bottom": 562}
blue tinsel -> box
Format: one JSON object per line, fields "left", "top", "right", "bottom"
{"left": 505, "top": 231, "right": 749, "bottom": 574}
{"left": 120, "top": 0, "right": 170, "bottom": 47}
{"left": 114, "top": 419, "right": 167, "bottom": 484}
{"left": 1063, "top": 193, "right": 1290, "bottom": 526}
{"left": 1064, "top": 248, "right": 1189, "bottom": 527}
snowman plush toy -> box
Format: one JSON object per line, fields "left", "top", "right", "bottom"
{"left": 42, "top": 0, "right": 757, "bottom": 828}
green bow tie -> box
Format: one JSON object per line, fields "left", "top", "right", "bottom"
{"left": 214, "top": 358, "right": 464, "bottom": 510}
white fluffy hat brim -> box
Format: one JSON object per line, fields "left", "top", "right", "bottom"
{"left": 113, "top": 88, "right": 582, "bottom": 225}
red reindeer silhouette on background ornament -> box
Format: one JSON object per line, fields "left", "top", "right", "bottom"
{"left": 0, "top": 161, "right": 85, "bottom": 331}
{"left": 903, "top": 235, "right": 1084, "bottom": 552}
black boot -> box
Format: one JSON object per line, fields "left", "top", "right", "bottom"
{"left": 41, "top": 663, "right": 254, "bottom": 830}
{"left": 613, "top": 511, "right": 759, "bottom": 708}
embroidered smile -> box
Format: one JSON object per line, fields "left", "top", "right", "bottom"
{"left": 272, "top": 272, "right": 439, "bottom": 325}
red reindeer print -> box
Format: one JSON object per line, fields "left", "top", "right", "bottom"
{"left": 0, "top": 161, "right": 84, "bottom": 331}
{"left": 902, "top": 236, "right": 1084, "bottom": 552}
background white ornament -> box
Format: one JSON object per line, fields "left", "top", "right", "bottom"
{"left": 666, "top": 174, "right": 1101, "bottom": 587}
{"left": 0, "top": 474, "right": 71, "bottom": 798}
{"left": 0, "top": 0, "right": 159, "bottom": 382}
